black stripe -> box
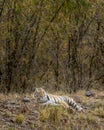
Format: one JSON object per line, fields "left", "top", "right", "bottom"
{"left": 68, "top": 100, "right": 78, "bottom": 109}
{"left": 47, "top": 95, "right": 50, "bottom": 100}
{"left": 54, "top": 97, "right": 57, "bottom": 103}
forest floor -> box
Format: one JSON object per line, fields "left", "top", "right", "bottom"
{"left": 0, "top": 90, "right": 104, "bottom": 130}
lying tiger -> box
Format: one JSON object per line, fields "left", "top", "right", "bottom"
{"left": 34, "top": 88, "right": 85, "bottom": 112}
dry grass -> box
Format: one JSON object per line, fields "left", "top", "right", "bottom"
{"left": 39, "top": 105, "right": 69, "bottom": 125}
{"left": 0, "top": 89, "right": 104, "bottom": 130}
{"left": 15, "top": 114, "right": 25, "bottom": 124}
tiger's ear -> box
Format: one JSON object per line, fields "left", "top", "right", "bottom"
{"left": 33, "top": 87, "right": 46, "bottom": 95}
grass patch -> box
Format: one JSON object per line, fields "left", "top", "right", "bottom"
{"left": 94, "top": 107, "right": 104, "bottom": 118}
{"left": 5, "top": 111, "right": 12, "bottom": 117}
{"left": 15, "top": 114, "right": 25, "bottom": 124}
{"left": 39, "top": 105, "right": 69, "bottom": 125}
{"left": 7, "top": 127, "right": 15, "bottom": 130}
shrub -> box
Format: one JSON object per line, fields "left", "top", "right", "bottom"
{"left": 39, "top": 105, "right": 69, "bottom": 125}
{"left": 15, "top": 114, "right": 25, "bottom": 124}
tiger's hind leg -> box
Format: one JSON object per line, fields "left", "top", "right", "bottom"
{"left": 58, "top": 101, "right": 69, "bottom": 108}
{"left": 58, "top": 101, "right": 75, "bottom": 112}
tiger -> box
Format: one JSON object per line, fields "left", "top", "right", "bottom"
{"left": 34, "top": 87, "right": 85, "bottom": 112}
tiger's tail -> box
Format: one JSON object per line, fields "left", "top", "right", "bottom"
{"left": 67, "top": 98, "right": 85, "bottom": 112}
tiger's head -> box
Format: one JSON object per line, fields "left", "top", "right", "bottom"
{"left": 34, "top": 88, "right": 48, "bottom": 103}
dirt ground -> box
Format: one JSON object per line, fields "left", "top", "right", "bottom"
{"left": 0, "top": 90, "right": 104, "bottom": 130}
